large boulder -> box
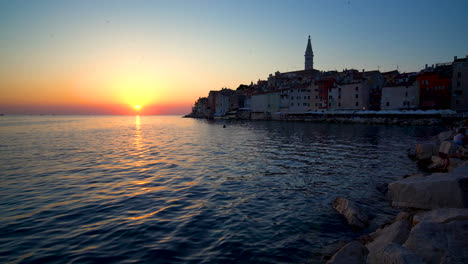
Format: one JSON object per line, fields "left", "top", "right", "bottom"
{"left": 413, "top": 208, "right": 468, "bottom": 225}
{"left": 438, "top": 130, "right": 455, "bottom": 142}
{"left": 415, "top": 143, "right": 438, "bottom": 160}
{"left": 332, "top": 197, "right": 369, "bottom": 229}
{"left": 403, "top": 219, "right": 468, "bottom": 264}
{"left": 388, "top": 166, "right": 468, "bottom": 209}
{"left": 439, "top": 140, "right": 456, "bottom": 155}
{"left": 366, "top": 219, "right": 411, "bottom": 264}
{"left": 326, "top": 241, "right": 368, "bottom": 264}
{"left": 380, "top": 243, "right": 426, "bottom": 264}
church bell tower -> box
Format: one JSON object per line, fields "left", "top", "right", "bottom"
{"left": 304, "top": 36, "right": 314, "bottom": 70}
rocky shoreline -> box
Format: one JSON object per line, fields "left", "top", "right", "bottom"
{"left": 324, "top": 122, "right": 468, "bottom": 263}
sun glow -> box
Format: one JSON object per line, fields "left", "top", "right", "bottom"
{"left": 135, "top": 105, "right": 141, "bottom": 110}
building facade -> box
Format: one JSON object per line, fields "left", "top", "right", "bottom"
{"left": 381, "top": 77, "right": 419, "bottom": 110}
{"left": 451, "top": 56, "right": 468, "bottom": 111}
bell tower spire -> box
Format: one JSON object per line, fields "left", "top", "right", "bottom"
{"left": 304, "top": 35, "right": 314, "bottom": 70}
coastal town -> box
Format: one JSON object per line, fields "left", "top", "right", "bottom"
{"left": 187, "top": 36, "right": 468, "bottom": 121}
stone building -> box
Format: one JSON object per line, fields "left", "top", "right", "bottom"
{"left": 451, "top": 55, "right": 468, "bottom": 112}
{"left": 381, "top": 75, "right": 419, "bottom": 110}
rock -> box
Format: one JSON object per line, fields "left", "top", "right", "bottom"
{"left": 366, "top": 219, "right": 411, "bottom": 264}
{"left": 332, "top": 197, "right": 369, "bottom": 229}
{"left": 320, "top": 241, "right": 348, "bottom": 262}
{"left": 438, "top": 130, "right": 455, "bottom": 142}
{"left": 403, "top": 220, "right": 468, "bottom": 264}
{"left": 412, "top": 208, "right": 468, "bottom": 225}
{"left": 395, "top": 211, "right": 411, "bottom": 221}
{"left": 326, "top": 241, "right": 368, "bottom": 264}
{"left": 380, "top": 243, "right": 426, "bottom": 264}
{"left": 387, "top": 166, "right": 468, "bottom": 209}
{"left": 415, "top": 143, "right": 438, "bottom": 160}
{"left": 439, "top": 140, "right": 456, "bottom": 155}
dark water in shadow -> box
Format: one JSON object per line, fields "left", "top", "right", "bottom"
{"left": 0, "top": 116, "right": 441, "bottom": 263}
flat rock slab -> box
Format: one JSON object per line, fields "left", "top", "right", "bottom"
{"left": 404, "top": 220, "right": 468, "bottom": 264}
{"left": 366, "top": 219, "right": 411, "bottom": 264}
{"left": 380, "top": 243, "right": 425, "bottom": 264}
{"left": 413, "top": 208, "right": 468, "bottom": 225}
{"left": 388, "top": 166, "right": 468, "bottom": 209}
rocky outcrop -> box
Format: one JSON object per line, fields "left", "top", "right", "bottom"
{"left": 404, "top": 212, "right": 468, "bottom": 264}
{"left": 438, "top": 130, "right": 455, "bottom": 142}
{"left": 415, "top": 143, "right": 438, "bottom": 160}
{"left": 332, "top": 197, "right": 369, "bottom": 229}
{"left": 387, "top": 166, "right": 468, "bottom": 209}
{"left": 380, "top": 243, "right": 425, "bottom": 264}
{"left": 326, "top": 241, "right": 368, "bottom": 264}
{"left": 365, "top": 219, "right": 412, "bottom": 264}
{"left": 412, "top": 208, "right": 468, "bottom": 225}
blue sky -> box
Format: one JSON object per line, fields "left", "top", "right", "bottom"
{"left": 1, "top": 0, "right": 467, "bottom": 112}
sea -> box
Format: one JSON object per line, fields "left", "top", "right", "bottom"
{"left": 0, "top": 115, "right": 442, "bottom": 264}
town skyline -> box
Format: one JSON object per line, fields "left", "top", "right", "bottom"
{"left": 1, "top": 0, "right": 467, "bottom": 115}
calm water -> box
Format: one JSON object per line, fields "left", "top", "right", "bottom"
{"left": 0, "top": 116, "right": 441, "bottom": 264}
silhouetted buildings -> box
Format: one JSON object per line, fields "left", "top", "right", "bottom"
{"left": 188, "top": 37, "right": 468, "bottom": 119}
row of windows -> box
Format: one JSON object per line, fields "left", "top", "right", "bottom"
{"left": 290, "top": 103, "right": 311, "bottom": 106}
{"left": 291, "top": 96, "right": 311, "bottom": 100}
{"left": 425, "top": 86, "right": 446, "bottom": 91}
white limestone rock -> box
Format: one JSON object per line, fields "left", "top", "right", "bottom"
{"left": 403, "top": 220, "right": 468, "bottom": 264}
{"left": 387, "top": 166, "right": 468, "bottom": 209}
{"left": 415, "top": 143, "right": 438, "bottom": 160}
{"left": 438, "top": 130, "right": 455, "bottom": 142}
{"left": 332, "top": 197, "right": 369, "bottom": 229}
{"left": 439, "top": 140, "right": 456, "bottom": 155}
{"left": 412, "top": 208, "right": 468, "bottom": 225}
{"left": 326, "top": 241, "right": 368, "bottom": 264}
{"left": 380, "top": 243, "right": 426, "bottom": 264}
{"left": 366, "top": 219, "right": 411, "bottom": 264}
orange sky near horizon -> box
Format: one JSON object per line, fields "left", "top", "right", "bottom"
{"left": 2, "top": 1, "right": 467, "bottom": 115}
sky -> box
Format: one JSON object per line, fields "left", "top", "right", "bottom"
{"left": 1, "top": 0, "right": 467, "bottom": 115}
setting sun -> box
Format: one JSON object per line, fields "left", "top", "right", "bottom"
{"left": 134, "top": 105, "right": 141, "bottom": 111}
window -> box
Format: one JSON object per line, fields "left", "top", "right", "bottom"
{"left": 308, "top": 96, "right": 310, "bottom": 99}
{"left": 458, "top": 72, "right": 461, "bottom": 78}
{"left": 329, "top": 103, "right": 332, "bottom": 107}
{"left": 338, "top": 103, "right": 341, "bottom": 107}
{"left": 405, "top": 92, "right": 408, "bottom": 97}
{"left": 339, "top": 88, "right": 342, "bottom": 92}
{"left": 455, "top": 90, "right": 463, "bottom": 96}
{"left": 456, "top": 100, "right": 460, "bottom": 105}
{"left": 297, "top": 103, "right": 300, "bottom": 106}
{"left": 303, "top": 103, "right": 307, "bottom": 106}
{"left": 315, "top": 103, "right": 318, "bottom": 106}
{"left": 386, "top": 102, "right": 390, "bottom": 106}
{"left": 338, "top": 95, "right": 341, "bottom": 99}
{"left": 329, "top": 96, "right": 333, "bottom": 99}
{"left": 355, "top": 102, "right": 359, "bottom": 106}
{"left": 304, "top": 96, "right": 307, "bottom": 99}
{"left": 355, "top": 86, "right": 359, "bottom": 91}
{"left": 291, "top": 96, "right": 293, "bottom": 100}
{"left": 315, "top": 96, "right": 318, "bottom": 99}
{"left": 355, "top": 94, "right": 359, "bottom": 98}
{"left": 291, "top": 103, "right": 293, "bottom": 106}
{"left": 458, "top": 81, "right": 461, "bottom": 87}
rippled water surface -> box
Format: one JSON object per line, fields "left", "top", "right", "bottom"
{"left": 0, "top": 116, "right": 441, "bottom": 263}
